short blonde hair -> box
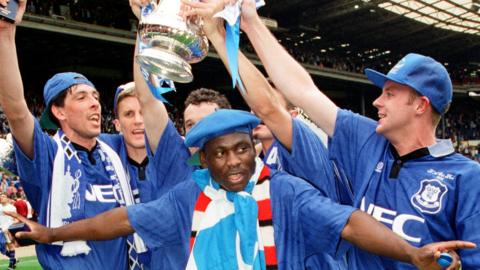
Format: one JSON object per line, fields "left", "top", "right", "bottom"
{"left": 115, "top": 82, "right": 136, "bottom": 117}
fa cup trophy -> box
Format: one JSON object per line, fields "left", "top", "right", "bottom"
{"left": 136, "top": 0, "right": 209, "bottom": 83}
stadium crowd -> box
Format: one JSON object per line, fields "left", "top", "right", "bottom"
{"left": 23, "top": 0, "right": 480, "bottom": 85}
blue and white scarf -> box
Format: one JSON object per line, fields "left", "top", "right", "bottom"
{"left": 48, "top": 130, "right": 146, "bottom": 257}
{"left": 187, "top": 158, "right": 271, "bottom": 270}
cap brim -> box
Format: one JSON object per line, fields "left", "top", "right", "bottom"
{"left": 39, "top": 111, "right": 59, "bottom": 131}
{"left": 365, "top": 68, "right": 389, "bottom": 89}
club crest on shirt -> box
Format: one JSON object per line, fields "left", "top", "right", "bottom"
{"left": 374, "top": 162, "right": 384, "bottom": 173}
{"left": 411, "top": 179, "right": 448, "bottom": 214}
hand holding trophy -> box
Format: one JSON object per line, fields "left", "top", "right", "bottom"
{"left": 136, "top": 0, "right": 209, "bottom": 83}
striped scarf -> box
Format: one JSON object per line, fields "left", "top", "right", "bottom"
{"left": 187, "top": 159, "right": 277, "bottom": 270}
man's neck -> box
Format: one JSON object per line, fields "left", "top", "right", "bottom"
{"left": 126, "top": 145, "right": 147, "bottom": 164}
{"left": 62, "top": 130, "right": 97, "bottom": 151}
{"left": 389, "top": 132, "right": 436, "bottom": 156}
{"left": 385, "top": 119, "right": 437, "bottom": 156}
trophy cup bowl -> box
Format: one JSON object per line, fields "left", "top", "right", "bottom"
{"left": 136, "top": 0, "right": 209, "bottom": 83}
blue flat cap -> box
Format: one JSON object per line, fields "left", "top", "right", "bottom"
{"left": 185, "top": 109, "right": 260, "bottom": 149}
{"left": 365, "top": 53, "right": 452, "bottom": 115}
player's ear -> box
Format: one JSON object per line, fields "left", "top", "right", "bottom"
{"left": 200, "top": 151, "right": 207, "bottom": 168}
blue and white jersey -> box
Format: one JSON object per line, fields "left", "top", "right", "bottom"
{"left": 329, "top": 109, "right": 480, "bottom": 269}
{"left": 265, "top": 119, "right": 350, "bottom": 270}
{"left": 14, "top": 120, "right": 127, "bottom": 270}
{"left": 276, "top": 118, "right": 352, "bottom": 203}
{"left": 102, "top": 120, "right": 193, "bottom": 269}
{"left": 127, "top": 170, "right": 356, "bottom": 270}
{"left": 145, "top": 120, "right": 193, "bottom": 200}
{"left": 263, "top": 140, "right": 282, "bottom": 171}
{"left": 101, "top": 120, "right": 192, "bottom": 204}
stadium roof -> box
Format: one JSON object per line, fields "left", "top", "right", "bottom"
{"left": 260, "top": 0, "right": 480, "bottom": 71}
{"left": 379, "top": 0, "right": 479, "bottom": 35}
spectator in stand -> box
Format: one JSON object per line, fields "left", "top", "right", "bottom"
{"left": 0, "top": 194, "right": 18, "bottom": 269}
{"left": 12, "top": 194, "right": 28, "bottom": 218}
{"left": 5, "top": 182, "right": 16, "bottom": 198}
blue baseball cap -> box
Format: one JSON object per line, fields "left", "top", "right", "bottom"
{"left": 113, "top": 82, "right": 135, "bottom": 116}
{"left": 185, "top": 109, "right": 261, "bottom": 149}
{"left": 40, "top": 72, "right": 95, "bottom": 130}
{"left": 365, "top": 53, "right": 452, "bottom": 114}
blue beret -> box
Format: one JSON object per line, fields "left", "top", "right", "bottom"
{"left": 184, "top": 109, "right": 260, "bottom": 149}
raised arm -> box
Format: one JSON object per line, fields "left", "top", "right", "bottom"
{"left": 342, "top": 210, "right": 473, "bottom": 269}
{"left": 129, "top": 0, "right": 169, "bottom": 153}
{"left": 239, "top": 0, "right": 338, "bottom": 137}
{"left": 7, "top": 208, "right": 133, "bottom": 243}
{"left": 0, "top": 0, "right": 35, "bottom": 158}
{"left": 183, "top": 0, "right": 293, "bottom": 149}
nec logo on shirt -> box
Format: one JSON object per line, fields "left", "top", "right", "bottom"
{"left": 361, "top": 197, "right": 425, "bottom": 243}
{"left": 85, "top": 184, "right": 124, "bottom": 204}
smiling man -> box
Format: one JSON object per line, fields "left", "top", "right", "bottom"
{"left": 0, "top": 2, "right": 180, "bottom": 268}
{"left": 7, "top": 109, "right": 476, "bottom": 270}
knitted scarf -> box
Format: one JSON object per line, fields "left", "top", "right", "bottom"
{"left": 48, "top": 130, "right": 146, "bottom": 257}
{"left": 187, "top": 159, "right": 278, "bottom": 270}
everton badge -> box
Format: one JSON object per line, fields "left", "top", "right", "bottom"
{"left": 411, "top": 179, "right": 447, "bottom": 214}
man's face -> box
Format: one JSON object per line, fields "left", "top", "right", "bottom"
{"left": 114, "top": 96, "right": 146, "bottom": 150}
{"left": 0, "top": 195, "right": 7, "bottom": 204}
{"left": 53, "top": 84, "right": 101, "bottom": 139}
{"left": 372, "top": 81, "right": 420, "bottom": 136}
{"left": 200, "top": 133, "right": 256, "bottom": 192}
{"left": 183, "top": 102, "right": 219, "bottom": 134}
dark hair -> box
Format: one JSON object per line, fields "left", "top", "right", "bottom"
{"left": 184, "top": 88, "right": 231, "bottom": 109}
{"left": 48, "top": 87, "right": 71, "bottom": 127}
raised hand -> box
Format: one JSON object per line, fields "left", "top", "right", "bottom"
{"left": 4, "top": 211, "right": 55, "bottom": 244}
{"left": 181, "top": 0, "right": 228, "bottom": 38}
{"left": 238, "top": 0, "right": 260, "bottom": 32}
{"left": 129, "top": 0, "right": 151, "bottom": 20}
{"left": 0, "top": 0, "right": 27, "bottom": 28}
{"left": 412, "top": 241, "right": 475, "bottom": 270}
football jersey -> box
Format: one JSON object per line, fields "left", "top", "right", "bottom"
{"left": 265, "top": 119, "right": 350, "bottom": 269}
{"left": 127, "top": 170, "right": 356, "bottom": 270}
{"left": 329, "top": 109, "right": 480, "bottom": 269}
{"left": 14, "top": 120, "right": 127, "bottom": 270}
{"left": 263, "top": 140, "right": 282, "bottom": 171}
{"left": 95, "top": 120, "right": 193, "bottom": 269}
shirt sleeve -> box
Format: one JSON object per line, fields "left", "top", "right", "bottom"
{"left": 296, "top": 181, "right": 356, "bottom": 257}
{"left": 146, "top": 120, "right": 193, "bottom": 196}
{"left": 13, "top": 119, "right": 56, "bottom": 210}
{"left": 276, "top": 119, "right": 338, "bottom": 200}
{"left": 272, "top": 173, "right": 355, "bottom": 257}
{"left": 127, "top": 181, "right": 198, "bottom": 250}
{"left": 455, "top": 163, "right": 480, "bottom": 268}
{"left": 328, "top": 109, "right": 378, "bottom": 190}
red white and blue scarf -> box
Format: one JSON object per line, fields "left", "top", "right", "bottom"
{"left": 187, "top": 159, "right": 278, "bottom": 270}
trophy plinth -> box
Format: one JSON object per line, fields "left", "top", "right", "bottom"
{"left": 136, "top": 2, "right": 209, "bottom": 83}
